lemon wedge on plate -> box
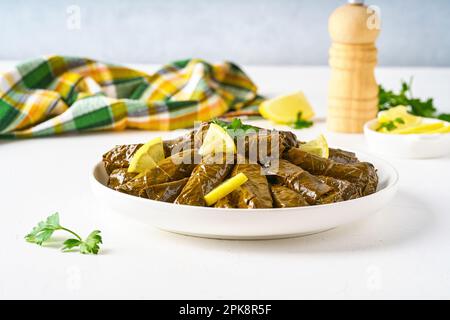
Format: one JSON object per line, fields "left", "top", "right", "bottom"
{"left": 298, "top": 134, "right": 329, "bottom": 158}
{"left": 204, "top": 173, "right": 248, "bottom": 206}
{"left": 128, "top": 137, "right": 165, "bottom": 173}
{"left": 259, "top": 91, "right": 315, "bottom": 124}
{"left": 198, "top": 123, "right": 236, "bottom": 156}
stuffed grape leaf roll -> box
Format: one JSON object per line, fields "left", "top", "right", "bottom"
{"left": 163, "top": 132, "right": 194, "bottom": 157}
{"left": 285, "top": 148, "right": 378, "bottom": 196}
{"left": 108, "top": 168, "right": 138, "bottom": 190}
{"left": 174, "top": 153, "right": 234, "bottom": 206}
{"left": 239, "top": 130, "right": 298, "bottom": 166}
{"left": 296, "top": 142, "right": 358, "bottom": 164}
{"left": 266, "top": 159, "right": 332, "bottom": 204}
{"left": 328, "top": 148, "right": 359, "bottom": 164}
{"left": 270, "top": 185, "right": 309, "bottom": 208}
{"left": 230, "top": 159, "right": 273, "bottom": 208}
{"left": 117, "top": 149, "right": 197, "bottom": 197}
{"left": 317, "top": 175, "right": 361, "bottom": 200}
{"left": 163, "top": 122, "right": 210, "bottom": 156}
{"left": 102, "top": 144, "right": 142, "bottom": 174}
{"left": 214, "top": 194, "right": 236, "bottom": 208}
{"left": 145, "top": 178, "right": 189, "bottom": 202}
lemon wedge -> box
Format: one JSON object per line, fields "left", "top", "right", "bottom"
{"left": 128, "top": 137, "right": 165, "bottom": 173}
{"left": 198, "top": 123, "right": 236, "bottom": 156}
{"left": 392, "top": 122, "right": 446, "bottom": 134}
{"left": 204, "top": 173, "right": 248, "bottom": 206}
{"left": 298, "top": 134, "right": 329, "bottom": 158}
{"left": 259, "top": 91, "right": 315, "bottom": 124}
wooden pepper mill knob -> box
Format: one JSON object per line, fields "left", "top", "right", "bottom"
{"left": 327, "top": 0, "right": 381, "bottom": 133}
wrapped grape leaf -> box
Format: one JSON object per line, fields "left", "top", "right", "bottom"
{"left": 316, "top": 191, "right": 344, "bottom": 205}
{"left": 266, "top": 159, "right": 332, "bottom": 204}
{"left": 163, "top": 132, "right": 194, "bottom": 157}
{"left": 230, "top": 159, "right": 273, "bottom": 208}
{"left": 193, "top": 122, "right": 211, "bottom": 148}
{"left": 328, "top": 148, "right": 359, "bottom": 164}
{"left": 214, "top": 194, "right": 236, "bottom": 208}
{"left": 163, "top": 122, "right": 210, "bottom": 156}
{"left": 145, "top": 178, "right": 189, "bottom": 203}
{"left": 285, "top": 148, "right": 378, "bottom": 196}
{"left": 297, "top": 141, "right": 359, "bottom": 164}
{"left": 158, "top": 148, "right": 199, "bottom": 181}
{"left": 108, "top": 168, "right": 138, "bottom": 190}
{"left": 317, "top": 175, "right": 362, "bottom": 200}
{"left": 238, "top": 130, "right": 298, "bottom": 166}
{"left": 175, "top": 153, "right": 234, "bottom": 207}
{"left": 117, "top": 149, "right": 198, "bottom": 197}
{"left": 270, "top": 185, "right": 309, "bottom": 208}
{"left": 102, "top": 144, "right": 142, "bottom": 174}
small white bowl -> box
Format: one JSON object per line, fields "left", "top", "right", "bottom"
{"left": 364, "top": 118, "right": 450, "bottom": 159}
{"left": 90, "top": 152, "right": 399, "bottom": 240}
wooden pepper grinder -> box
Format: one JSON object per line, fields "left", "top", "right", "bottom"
{"left": 327, "top": 0, "right": 381, "bottom": 133}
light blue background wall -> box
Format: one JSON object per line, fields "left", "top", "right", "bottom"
{"left": 0, "top": 0, "right": 448, "bottom": 66}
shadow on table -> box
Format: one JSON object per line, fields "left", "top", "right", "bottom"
{"left": 161, "top": 190, "right": 435, "bottom": 254}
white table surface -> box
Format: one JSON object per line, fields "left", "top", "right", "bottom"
{"left": 1, "top": 61, "right": 449, "bottom": 300}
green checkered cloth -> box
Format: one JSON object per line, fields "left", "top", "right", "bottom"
{"left": 0, "top": 56, "right": 261, "bottom": 138}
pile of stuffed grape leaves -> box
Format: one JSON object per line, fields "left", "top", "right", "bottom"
{"left": 102, "top": 121, "right": 378, "bottom": 208}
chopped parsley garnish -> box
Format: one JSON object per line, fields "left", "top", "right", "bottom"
{"left": 211, "top": 118, "right": 259, "bottom": 138}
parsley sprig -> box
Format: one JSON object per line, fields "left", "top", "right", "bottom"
{"left": 292, "top": 112, "right": 313, "bottom": 129}
{"left": 25, "top": 213, "right": 102, "bottom": 255}
{"left": 379, "top": 78, "right": 450, "bottom": 121}
{"left": 211, "top": 118, "right": 260, "bottom": 138}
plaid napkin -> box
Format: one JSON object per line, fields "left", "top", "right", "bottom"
{"left": 0, "top": 56, "right": 260, "bottom": 138}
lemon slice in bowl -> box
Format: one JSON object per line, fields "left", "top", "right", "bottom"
{"left": 427, "top": 125, "right": 450, "bottom": 134}
{"left": 128, "top": 137, "right": 165, "bottom": 173}
{"left": 377, "top": 106, "right": 422, "bottom": 129}
{"left": 259, "top": 91, "right": 315, "bottom": 124}
{"left": 198, "top": 123, "right": 236, "bottom": 156}
{"left": 392, "top": 122, "right": 446, "bottom": 134}
{"left": 298, "top": 134, "right": 329, "bottom": 158}
{"left": 204, "top": 173, "right": 248, "bottom": 206}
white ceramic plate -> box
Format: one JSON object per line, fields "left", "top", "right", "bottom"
{"left": 90, "top": 152, "right": 398, "bottom": 240}
{"left": 364, "top": 118, "right": 450, "bottom": 159}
